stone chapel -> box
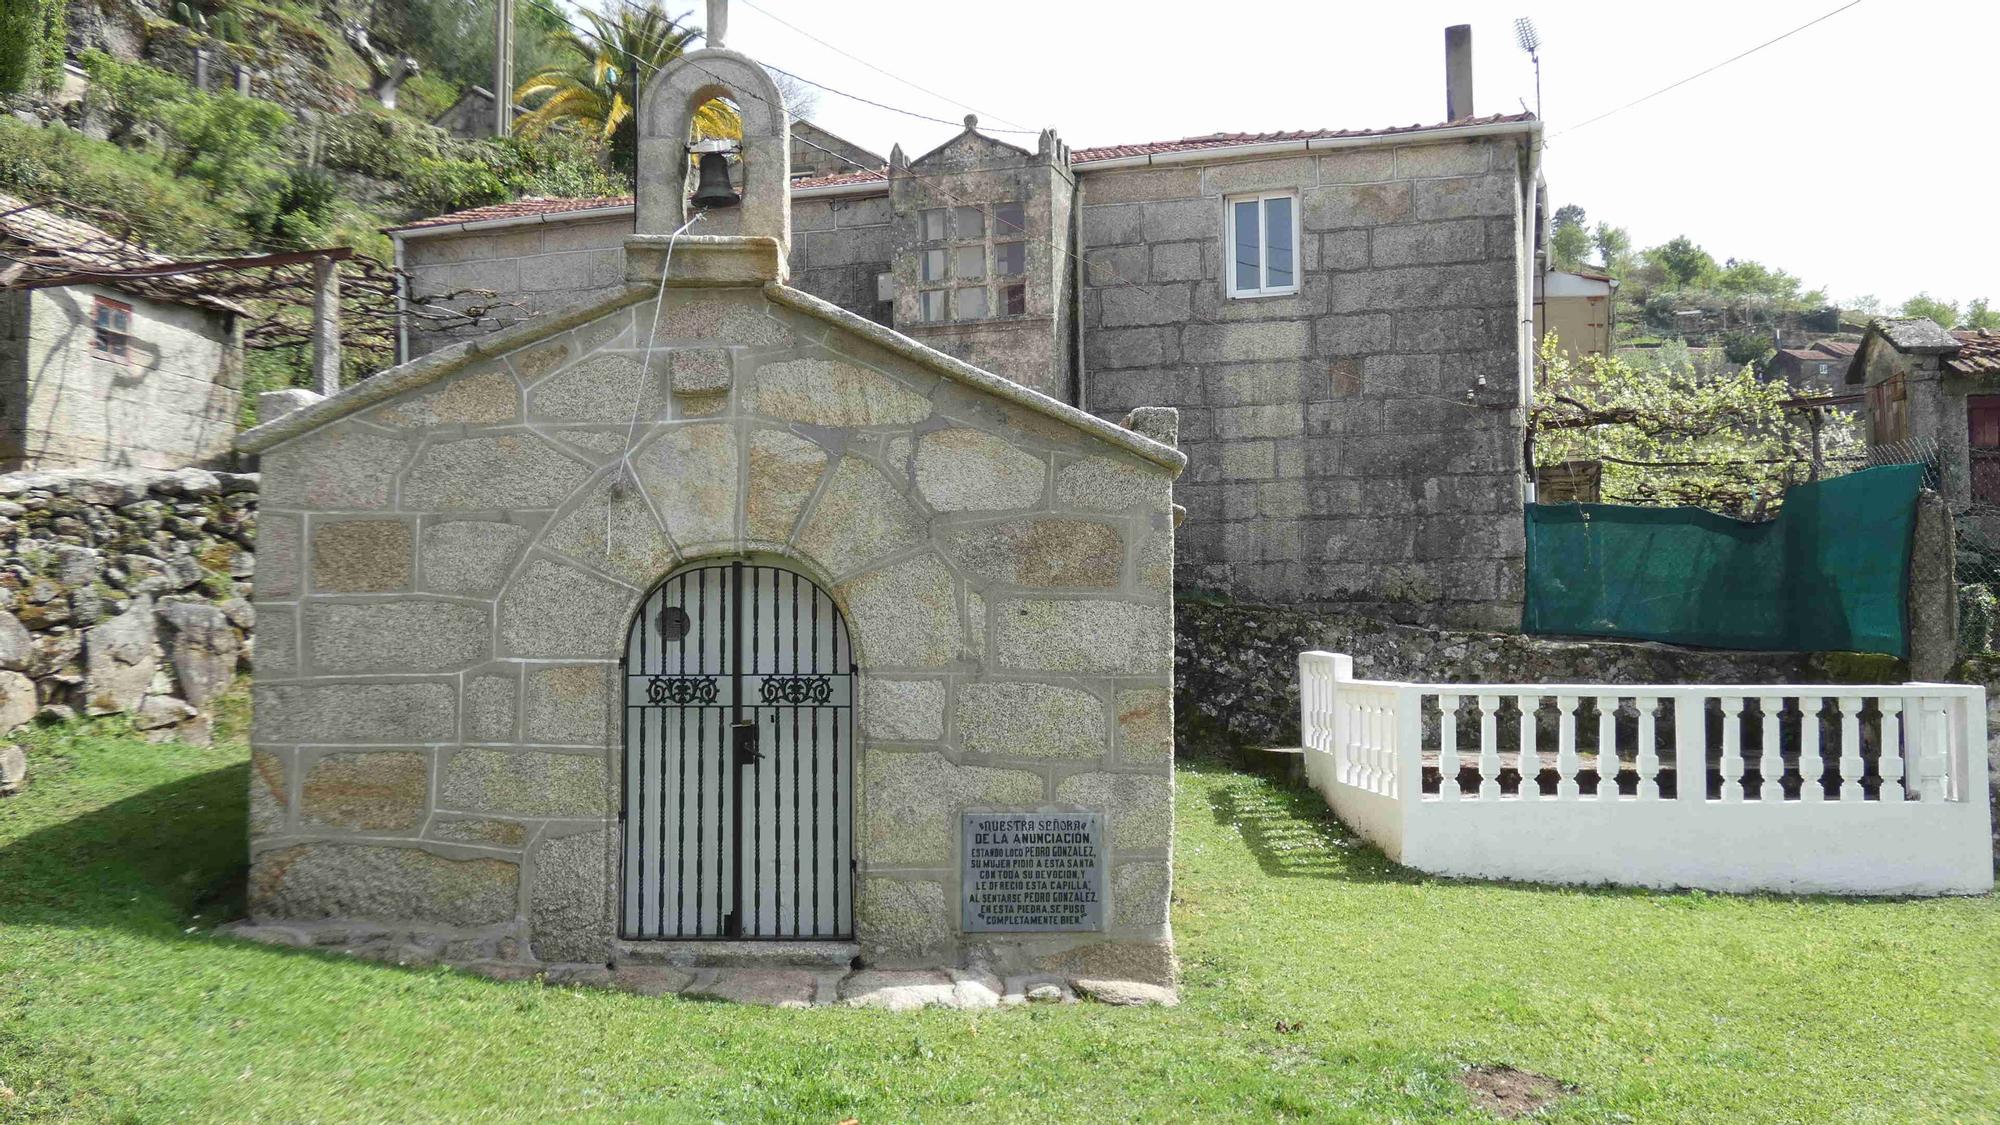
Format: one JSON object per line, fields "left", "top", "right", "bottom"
{"left": 235, "top": 35, "right": 1184, "bottom": 991}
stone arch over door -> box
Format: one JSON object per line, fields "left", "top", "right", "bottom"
{"left": 619, "top": 556, "right": 857, "bottom": 942}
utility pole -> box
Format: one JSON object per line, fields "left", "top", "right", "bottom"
{"left": 493, "top": 0, "right": 514, "bottom": 138}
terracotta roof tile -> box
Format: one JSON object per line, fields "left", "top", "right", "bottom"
{"left": 1067, "top": 112, "right": 1538, "bottom": 162}
{"left": 1950, "top": 329, "right": 2000, "bottom": 377}
{"left": 387, "top": 114, "right": 1539, "bottom": 234}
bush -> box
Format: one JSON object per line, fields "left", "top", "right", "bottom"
{"left": 159, "top": 92, "right": 291, "bottom": 196}
{"left": 243, "top": 166, "right": 342, "bottom": 248}
{"left": 406, "top": 156, "right": 510, "bottom": 214}
{"left": 0, "top": 119, "right": 236, "bottom": 254}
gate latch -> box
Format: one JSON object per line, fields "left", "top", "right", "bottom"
{"left": 731, "top": 720, "right": 761, "bottom": 765}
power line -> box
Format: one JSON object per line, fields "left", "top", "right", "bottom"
{"left": 1550, "top": 0, "right": 1866, "bottom": 139}
{"left": 480, "top": 0, "right": 1506, "bottom": 414}
{"left": 735, "top": 0, "right": 1033, "bottom": 132}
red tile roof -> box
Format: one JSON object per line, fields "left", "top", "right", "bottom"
{"left": 388, "top": 114, "right": 1537, "bottom": 234}
{"left": 1950, "top": 329, "right": 2000, "bottom": 377}
{"left": 1067, "top": 112, "right": 1538, "bottom": 163}
{"left": 388, "top": 195, "right": 635, "bottom": 233}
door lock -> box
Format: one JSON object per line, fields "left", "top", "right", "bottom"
{"left": 732, "top": 720, "right": 762, "bottom": 765}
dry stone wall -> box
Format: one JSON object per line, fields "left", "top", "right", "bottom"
{"left": 0, "top": 466, "right": 256, "bottom": 743}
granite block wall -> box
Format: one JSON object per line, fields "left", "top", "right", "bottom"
{"left": 240, "top": 263, "right": 1182, "bottom": 981}
{"left": 1076, "top": 137, "right": 1529, "bottom": 629}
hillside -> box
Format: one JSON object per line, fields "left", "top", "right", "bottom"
{"left": 0, "top": 0, "right": 627, "bottom": 392}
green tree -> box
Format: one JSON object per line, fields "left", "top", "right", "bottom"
{"left": 0, "top": 0, "right": 65, "bottom": 95}
{"left": 1964, "top": 298, "right": 2000, "bottom": 331}
{"left": 1533, "top": 334, "right": 1861, "bottom": 516}
{"left": 1549, "top": 204, "right": 1589, "bottom": 271}
{"left": 1647, "top": 236, "right": 1718, "bottom": 290}
{"left": 1900, "top": 292, "right": 1960, "bottom": 328}
{"left": 514, "top": 3, "right": 737, "bottom": 177}
{"left": 1592, "top": 222, "right": 1632, "bottom": 277}
{"left": 1716, "top": 259, "right": 1801, "bottom": 302}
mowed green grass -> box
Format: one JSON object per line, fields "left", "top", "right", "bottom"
{"left": 3, "top": 702, "right": 1997, "bottom": 1123}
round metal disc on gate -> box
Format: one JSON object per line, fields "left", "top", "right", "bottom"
{"left": 656, "top": 605, "right": 690, "bottom": 642}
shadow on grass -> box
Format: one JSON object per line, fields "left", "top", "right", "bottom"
{"left": 0, "top": 762, "right": 249, "bottom": 934}
{"left": 1183, "top": 755, "right": 1423, "bottom": 886}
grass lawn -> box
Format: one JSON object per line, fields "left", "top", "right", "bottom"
{"left": 3, "top": 704, "right": 1997, "bottom": 1122}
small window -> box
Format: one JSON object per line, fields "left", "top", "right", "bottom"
{"left": 1226, "top": 191, "right": 1299, "bottom": 298}
{"left": 954, "top": 245, "right": 985, "bottom": 281}
{"left": 1003, "top": 283, "right": 1026, "bottom": 317}
{"left": 993, "top": 201, "right": 1025, "bottom": 235}
{"left": 919, "top": 208, "right": 948, "bottom": 242}
{"left": 919, "top": 289, "right": 948, "bottom": 322}
{"left": 956, "top": 287, "right": 989, "bottom": 321}
{"left": 921, "top": 249, "right": 947, "bottom": 282}
{"left": 995, "top": 241, "right": 1025, "bottom": 277}
{"left": 1817, "top": 362, "right": 1830, "bottom": 376}
{"left": 91, "top": 297, "right": 133, "bottom": 362}
{"left": 953, "top": 205, "right": 984, "bottom": 239}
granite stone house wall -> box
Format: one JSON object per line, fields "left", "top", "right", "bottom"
{"left": 242, "top": 56, "right": 1185, "bottom": 979}
{"left": 392, "top": 117, "right": 1540, "bottom": 630}
{"left": 1078, "top": 137, "right": 1528, "bottom": 628}
{"left": 1, "top": 282, "right": 244, "bottom": 471}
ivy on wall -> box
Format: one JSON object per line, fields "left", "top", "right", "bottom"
{"left": 0, "top": 0, "right": 67, "bottom": 97}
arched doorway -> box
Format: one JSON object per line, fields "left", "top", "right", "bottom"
{"left": 621, "top": 560, "right": 855, "bottom": 940}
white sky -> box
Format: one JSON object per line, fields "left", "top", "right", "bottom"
{"left": 712, "top": 0, "right": 1996, "bottom": 310}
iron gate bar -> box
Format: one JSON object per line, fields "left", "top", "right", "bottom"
{"left": 620, "top": 562, "right": 856, "bottom": 941}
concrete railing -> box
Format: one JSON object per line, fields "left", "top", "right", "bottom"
{"left": 1298, "top": 652, "right": 1994, "bottom": 895}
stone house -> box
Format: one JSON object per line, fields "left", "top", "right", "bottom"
{"left": 0, "top": 193, "right": 246, "bottom": 471}
{"left": 1849, "top": 318, "right": 2000, "bottom": 520}
{"left": 1770, "top": 338, "right": 1857, "bottom": 395}
{"left": 238, "top": 46, "right": 1184, "bottom": 984}
{"left": 388, "top": 36, "right": 1545, "bottom": 630}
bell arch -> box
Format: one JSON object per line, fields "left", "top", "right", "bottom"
{"left": 619, "top": 555, "right": 856, "bottom": 940}
{"left": 634, "top": 48, "right": 792, "bottom": 247}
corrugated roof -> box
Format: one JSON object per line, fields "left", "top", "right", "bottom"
{"left": 388, "top": 113, "right": 1537, "bottom": 235}
{"left": 0, "top": 192, "right": 243, "bottom": 313}
{"left": 1949, "top": 329, "right": 2000, "bottom": 377}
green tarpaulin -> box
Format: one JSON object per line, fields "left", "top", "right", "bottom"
{"left": 1522, "top": 464, "right": 1924, "bottom": 657}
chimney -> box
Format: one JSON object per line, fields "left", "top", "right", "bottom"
{"left": 1445, "top": 24, "right": 1473, "bottom": 121}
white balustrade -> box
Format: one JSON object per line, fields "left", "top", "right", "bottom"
{"left": 1295, "top": 653, "right": 1993, "bottom": 896}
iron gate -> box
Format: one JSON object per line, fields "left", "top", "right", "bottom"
{"left": 620, "top": 561, "right": 855, "bottom": 940}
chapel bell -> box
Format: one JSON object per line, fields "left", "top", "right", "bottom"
{"left": 689, "top": 138, "right": 742, "bottom": 209}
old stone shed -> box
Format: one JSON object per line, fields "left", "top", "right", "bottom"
{"left": 237, "top": 47, "right": 1184, "bottom": 985}
{"left": 0, "top": 193, "right": 245, "bottom": 471}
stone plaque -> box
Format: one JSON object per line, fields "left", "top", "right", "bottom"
{"left": 961, "top": 812, "right": 1104, "bottom": 933}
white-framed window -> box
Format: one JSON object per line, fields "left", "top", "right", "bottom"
{"left": 92, "top": 296, "right": 133, "bottom": 362}
{"left": 1225, "top": 191, "right": 1298, "bottom": 298}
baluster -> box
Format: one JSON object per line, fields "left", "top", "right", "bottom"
{"left": 1719, "top": 696, "right": 1745, "bottom": 802}
{"left": 1636, "top": 696, "right": 1660, "bottom": 800}
{"left": 1478, "top": 694, "right": 1500, "bottom": 799}
{"left": 1759, "top": 695, "right": 1784, "bottom": 802}
{"left": 1596, "top": 694, "right": 1619, "bottom": 800}
{"left": 1518, "top": 695, "right": 1539, "bottom": 798}
{"left": 1363, "top": 697, "right": 1380, "bottom": 793}
{"left": 1674, "top": 693, "right": 1703, "bottom": 802}
{"left": 1837, "top": 695, "right": 1863, "bottom": 801}
{"left": 1913, "top": 698, "right": 1948, "bottom": 801}
{"left": 1879, "top": 697, "right": 1905, "bottom": 803}
{"left": 1438, "top": 693, "right": 1461, "bottom": 800}
{"left": 1799, "top": 695, "right": 1824, "bottom": 803}
{"left": 1555, "top": 696, "right": 1580, "bottom": 800}
{"left": 1335, "top": 695, "right": 1351, "bottom": 787}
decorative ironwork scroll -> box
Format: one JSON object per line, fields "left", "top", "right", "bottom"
{"left": 759, "top": 675, "right": 833, "bottom": 705}
{"left": 646, "top": 675, "right": 720, "bottom": 705}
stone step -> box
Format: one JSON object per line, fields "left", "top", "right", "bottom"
{"left": 611, "top": 938, "right": 860, "bottom": 970}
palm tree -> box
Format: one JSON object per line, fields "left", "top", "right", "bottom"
{"left": 513, "top": 4, "right": 739, "bottom": 177}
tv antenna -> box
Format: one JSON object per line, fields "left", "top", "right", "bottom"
{"left": 1514, "top": 17, "right": 1543, "bottom": 120}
